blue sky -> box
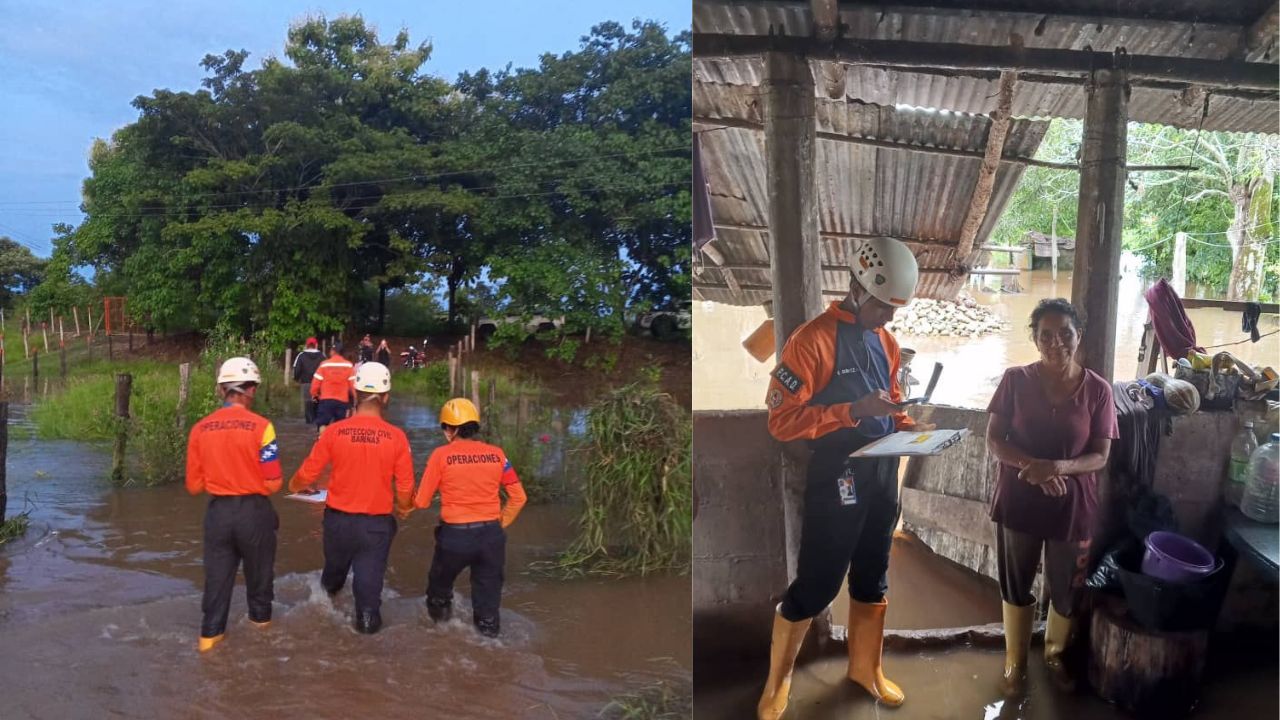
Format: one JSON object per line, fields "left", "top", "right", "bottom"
{"left": 0, "top": 0, "right": 690, "bottom": 257}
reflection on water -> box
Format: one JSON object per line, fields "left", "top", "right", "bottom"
{"left": 0, "top": 397, "right": 690, "bottom": 717}
{"left": 694, "top": 263, "right": 1279, "bottom": 411}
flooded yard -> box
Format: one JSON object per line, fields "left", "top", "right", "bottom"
{"left": 0, "top": 399, "right": 691, "bottom": 719}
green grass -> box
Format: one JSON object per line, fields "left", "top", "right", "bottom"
{"left": 29, "top": 338, "right": 293, "bottom": 487}
{"left": 545, "top": 379, "right": 691, "bottom": 577}
{"left": 0, "top": 512, "right": 30, "bottom": 546}
{"left": 599, "top": 682, "right": 692, "bottom": 719}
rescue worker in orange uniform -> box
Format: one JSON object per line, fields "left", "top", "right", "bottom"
{"left": 311, "top": 343, "right": 355, "bottom": 434}
{"left": 289, "top": 362, "right": 414, "bottom": 634}
{"left": 757, "top": 238, "right": 933, "bottom": 718}
{"left": 186, "top": 357, "right": 282, "bottom": 652}
{"left": 414, "top": 398, "right": 526, "bottom": 638}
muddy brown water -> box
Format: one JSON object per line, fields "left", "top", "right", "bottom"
{"left": 696, "top": 540, "right": 1276, "bottom": 719}
{"left": 0, "top": 402, "right": 690, "bottom": 719}
{"left": 694, "top": 263, "right": 1280, "bottom": 412}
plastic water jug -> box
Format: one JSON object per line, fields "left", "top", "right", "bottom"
{"left": 1241, "top": 433, "right": 1280, "bottom": 524}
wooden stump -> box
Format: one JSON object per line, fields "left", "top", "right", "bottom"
{"left": 1088, "top": 598, "right": 1208, "bottom": 717}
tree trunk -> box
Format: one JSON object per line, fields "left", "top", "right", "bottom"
{"left": 377, "top": 284, "right": 387, "bottom": 333}
{"left": 447, "top": 258, "right": 466, "bottom": 325}
{"left": 1227, "top": 178, "right": 1269, "bottom": 301}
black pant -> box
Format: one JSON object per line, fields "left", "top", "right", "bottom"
{"left": 322, "top": 509, "right": 396, "bottom": 615}
{"left": 780, "top": 446, "right": 901, "bottom": 622}
{"left": 202, "top": 495, "right": 278, "bottom": 637}
{"left": 315, "top": 399, "right": 348, "bottom": 428}
{"left": 426, "top": 522, "right": 506, "bottom": 623}
{"left": 300, "top": 385, "right": 317, "bottom": 424}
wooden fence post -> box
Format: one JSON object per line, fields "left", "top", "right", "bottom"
{"left": 470, "top": 370, "right": 481, "bottom": 407}
{"left": 448, "top": 352, "right": 458, "bottom": 395}
{"left": 41, "top": 323, "right": 48, "bottom": 353}
{"left": 111, "top": 373, "right": 133, "bottom": 484}
{"left": 108, "top": 333, "right": 113, "bottom": 361}
{"left": 177, "top": 363, "right": 191, "bottom": 430}
{"left": 60, "top": 340, "right": 66, "bottom": 378}
{"left": 86, "top": 305, "right": 93, "bottom": 340}
{"left": 0, "top": 402, "right": 7, "bottom": 522}
{"left": 470, "top": 323, "right": 477, "bottom": 352}
{"left": 73, "top": 307, "right": 80, "bottom": 336}
{"left": 59, "top": 316, "right": 64, "bottom": 344}
{"left": 488, "top": 378, "right": 496, "bottom": 411}
{"left": 284, "top": 348, "right": 292, "bottom": 384}
{"left": 128, "top": 323, "right": 133, "bottom": 352}
{"left": 21, "top": 327, "right": 28, "bottom": 360}
{"left": 32, "top": 349, "right": 38, "bottom": 380}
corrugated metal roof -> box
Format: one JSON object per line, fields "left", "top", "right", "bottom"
{"left": 693, "top": 96, "right": 1049, "bottom": 306}
{"left": 692, "top": 1, "right": 1279, "bottom": 134}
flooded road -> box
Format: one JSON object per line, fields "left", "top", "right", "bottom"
{"left": 0, "top": 402, "right": 691, "bottom": 719}
{"left": 694, "top": 263, "right": 1279, "bottom": 411}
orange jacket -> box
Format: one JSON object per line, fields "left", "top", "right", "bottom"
{"left": 186, "top": 404, "right": 283, "bottom": 496}
{"left": 766, "top": 302, "right": 915, "bottom": 442}
{"left": 414, "top": 438, "right": 527, "bottom": 526}
{"left": 310, "top": 356, "right": 355, "bottom": 403}
{"left": 290, "top": 414, "right": 414, "bottom": 515}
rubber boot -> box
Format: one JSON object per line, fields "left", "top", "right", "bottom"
{"left": 426, "top": 596, "right": 452, "bottom": 623}
{"left": 756, "top": 607, "right": 812, "bottom": 720}
{"left": 1044, "top": 604, "right": 1075, "bottom": 691}
{"left": 250, "top": 619, "right": 271, "bottom": 629}
{"left": 475, "top": 615, "right": 500, "bottom": 638}
{"left": 847, "top": 599, "right": 904, "bottom": 707}
{"left": 1001, "top": 601, "right": 1035, "bottom": 696}
{"left": 355, "top": 609, "right": 382, "bottom": 635}
{"left": 198, "top": 634, "right": 224, "bottom": 653}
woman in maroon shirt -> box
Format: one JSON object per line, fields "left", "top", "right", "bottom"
{"left": 986, "top": 298, "right": 1118, "bottom": 693}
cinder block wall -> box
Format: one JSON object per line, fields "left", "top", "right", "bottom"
{"left": 693, "top": 410, "right": 786, "bottom": 660}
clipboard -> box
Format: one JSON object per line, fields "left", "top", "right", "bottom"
{"left": 850, "top": 429, "right": 969, "bottom": 458}
{"left": 285, "top": 489, "right": 328, "bottom": 504}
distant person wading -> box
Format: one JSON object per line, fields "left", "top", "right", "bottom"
{"left": 311, "top": 343, "right": 356, "bottom": 434}
{"left": 185, "top": 357, "right": 282, "bottom": 652}
{"left": 293, "top": 337, "right": 324, "bottom": 425}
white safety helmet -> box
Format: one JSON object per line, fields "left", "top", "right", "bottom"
{"left": 355, "top": 362, "right": 392, "bottom": 394}
{"left": 217, "top": 357, "right": 261, "bottom": 385}
{"left": 850, "top": 237, "right": 919, "bottom": 307}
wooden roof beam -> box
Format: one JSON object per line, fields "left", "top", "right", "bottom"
{"left": 691, "top": 34, "right": 1278, "bottom": 92}
{"left": 956, "top": 71, "right": 1016, "bottom": 260}
{"left": 693, "top": 116, "right": 1195, "bottom": 172}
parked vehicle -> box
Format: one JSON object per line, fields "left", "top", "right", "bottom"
{"left": 636, "top": 300, "right": 692, "bottom": 339}
{"left": 476, "top": 314, "right": 565, "bottom": 338}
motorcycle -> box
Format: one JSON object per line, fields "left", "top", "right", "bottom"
{"left": 400, "top": 347, "right": 425, "bottom": 370}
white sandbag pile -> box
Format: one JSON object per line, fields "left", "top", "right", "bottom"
{"left": 885, "top": 295, "right": 1006, "bottom": 338}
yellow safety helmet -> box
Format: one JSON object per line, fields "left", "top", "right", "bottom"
{"left": 439, "top": 398, "right": 480, "bottom": 426}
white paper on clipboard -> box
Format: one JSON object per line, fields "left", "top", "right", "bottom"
{"left": 850, "top": 429, "right": 969, "bottom": 458}
{"left": 285, "top": 490, "right": 328, "bottom": 504}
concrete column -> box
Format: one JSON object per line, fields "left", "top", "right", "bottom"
{"left": 1071, "top": 67, "right": 1128, "bottom": 381}
{"left": 765, "top": 51, "right": 823, "bottom": 585}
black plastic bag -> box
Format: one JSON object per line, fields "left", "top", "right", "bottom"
{"left": 1085, "top": 539, "right": 1142, "bottom": 593}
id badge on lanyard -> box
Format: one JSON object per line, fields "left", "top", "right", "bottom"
{"left": 837, "top": 462, "right": 858, "bottom": 506}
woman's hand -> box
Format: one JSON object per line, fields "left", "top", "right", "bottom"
{"left": 1017, "top": 459, "right": 1062, "bottom": 488}
{"left": 1039, "top": 475, "right": 1069, "bottom": 497}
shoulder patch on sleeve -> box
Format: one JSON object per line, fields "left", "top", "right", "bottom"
{"left": 772, "top": 363, "right": 804, "bottom": 395}
{"left": 767, "top": 388, "right": 783, "bottom": 409}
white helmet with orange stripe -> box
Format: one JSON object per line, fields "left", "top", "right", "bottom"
{"left": 850, "top": 237, "right": 919, "bottom": 308}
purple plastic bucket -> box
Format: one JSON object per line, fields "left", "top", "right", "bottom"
{"left": 1141, "top": 531, "right": 1215, "bottom": 584}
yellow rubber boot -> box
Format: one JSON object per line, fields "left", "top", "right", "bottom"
{"left": 1044, "top": 605, "right": 1076, "bottom": 690}
{"left": 847, "top": 599, "right": 904, "bottom": 707}
{"left": 198, "top": 634, "right": 224, "bottom": 652}
{"left": 1001, "top": 601, "right": 1035, "bottom": 695}
{"left": 756, "top": 607, "right": 812, "bottom": 720}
